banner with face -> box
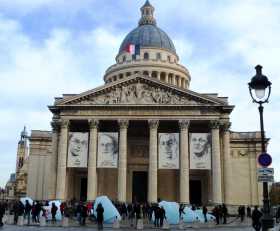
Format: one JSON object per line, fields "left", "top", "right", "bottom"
{"left": 67, "top": 132, "right": 89, "bottom": 168}
{"left": 158, "top": 133, "right": 179, "bottom": 169}
{"left": 189, "top": 133, "right": 211, "bottom": 170}
{"left": 97, "top": 132, "right": 119, "bottom": 168}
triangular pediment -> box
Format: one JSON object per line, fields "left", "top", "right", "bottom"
{"left": 55, "top": 75, "right": 228, "bottom": 106}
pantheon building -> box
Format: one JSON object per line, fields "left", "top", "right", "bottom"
{"left": 26, "top": 1, "right": 264, "bottom": 207}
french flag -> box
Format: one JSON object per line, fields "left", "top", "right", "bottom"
{"left": 124, "top": 44, "right": 140, "bottom": 56}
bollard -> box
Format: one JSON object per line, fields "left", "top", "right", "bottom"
{"left": 7, "top": 215, "right": 14, "bottom": 225}
{"left": 136, "top": 219, "right": 144, "bottom": 230}
{"left": 40, "top": 216, "right": 46, "bottom": 227}
{"left": 113, "top": 217, "right": 120, "bottom": 229}
{"left": 178, "top": 218, "right": 184, "bottom": 229}
{"left": 162, "top": 219, "right": 169, "bottom": 229}
{"left": 62, "top": 217, "right": 69, "bottom": 227}
{"left": 17, "top": 216, "right": 24, "bottom": 226}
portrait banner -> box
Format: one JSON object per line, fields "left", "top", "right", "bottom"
{"left": 189, "top": 133, "right": 211, "bottom": 170}
{"left": 67, "top": 132, "right": 89, "bottom": 168}
{"left": 97, "top": 132, "right": 119, "bottom": 168}
{"left": 158, "top": 133, "right": 179, "bottom": 169}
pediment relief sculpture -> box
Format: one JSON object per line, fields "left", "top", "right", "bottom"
{"left": 66, "top": 81, "right": 215, "bottom": 106}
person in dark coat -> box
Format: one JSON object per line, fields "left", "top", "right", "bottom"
{"left": 154, "top": 205, "right": 160, "bottom": 227}
{"left": 96, "top": 203, "right": 104, "bottom": 230}
{"left": 0, "top": 202, "right": 5, "bottom": 227}
{"left": 221, "top": 204, "right": 228, "bottom": 224}
{"left": 179, "top": 204, "right": 185, "bottom": 219}
{"left": 247, "top": 206, "right": 251, "bottom": 217}
{"left": 159, "top": 206, "right": 166, "bottom": 227}
{"left": 51, "top": 203, "right": 58, "bottom": 224}
{"left": 24, "top": 200, "right": 32, "bottom": 225}
{"left": 252, "top": 206, "right": 262, "bottom": 231}
{"left": 202, "top": 206, "right": 208, "bottom": 223}
{"left": 212, "top": 206, "right": 220, "bottom": 225}
{"left": 80, "top": 203, "right": 87, "bottom": 226}
{"left": 238, "top": 205, "right": 245, "bottom": 222}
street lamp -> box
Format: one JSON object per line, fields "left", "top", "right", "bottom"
{"left": 248, "top": 65, "right": 273, "bottom": 230}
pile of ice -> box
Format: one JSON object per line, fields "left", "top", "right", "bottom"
{"left": 93, "top": 196, "right": 121, "bottom": 224}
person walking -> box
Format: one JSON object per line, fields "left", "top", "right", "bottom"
{"left": 154, "top": 205, "right": 160, "bottom": 228}
{"left": 213, "top": 206, "right": 220, "bottom": 225}
{"left": 51, "top": 203, "right": 58, "bottom": 224}
{"left": 179, "top": 204, "right": 185, "bottom": 219}
{"left": 159, "top": 206, "right": 166, "bottom": 227}
{"left": 0, "top": 202, "right": 5, "bottom": 227}
{"left": 202, "top": 206, "right": 208, "bottom": 223}
{"left": 252, "top": 206, "right": 262, "bottom": 231}
{"left": 221, "top": 204, "right": 228, "bottom": 224}
{"left": 24, "top": 200, "right": 32, "bottom": 225}
{"left": 247, "top": 206, "right": 251, "bottom": 218}
{"left": 96, "top": 203, "right": 104, "bottom": 230}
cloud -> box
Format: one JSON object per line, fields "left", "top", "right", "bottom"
{"left": 0, "top": 14, "right": 123, "bottom": 187}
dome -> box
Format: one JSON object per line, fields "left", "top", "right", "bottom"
{"left": 118, "top": 0, "right": 176, "bottom": 55}
{"left": 119, "top": 25, "right": 176, "bottom": 55}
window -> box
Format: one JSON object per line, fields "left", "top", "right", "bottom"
{"left": 144, "top": 52, "right": 149, "bottom": 60}
{"left": 156, "top": 53, "right": 161, "bottom": 60}
{"left": 122, "top": 56, "right": 126, "bottom": 62}
{"left": 167, "top": 56, "right": 171, "bottom": 62}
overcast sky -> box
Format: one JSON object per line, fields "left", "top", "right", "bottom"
{"left": 0, "top": 0, "right": 279, "bottom": 187}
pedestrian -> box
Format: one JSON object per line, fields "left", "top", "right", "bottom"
{"left": 276, "top": 206, "right": 280, "bottom": 223}
{"left": 51, "top": 202, "right": 58, "bottom": 224}
{"left": 0, "top": 201, "right": 5, "bottom": 227}
{"left": 154, "top": 205, "right": 160, "bottom": 227}
{"left": 252, "top": 206, "right": 262, "bottom": 231}
{"left": 238, "top": 205, "right": 245, "bottom": 222}
{"left": 247, "top": 206, "right": 251, "bottom": 217}
{"left": 80, "top": 203, "right": 87, "bottom": 226}
{"left": 24, "top": 200, "right": 32, "bottom": 225}
{"left": 202, "top": 205, "right": 208, "bottom": 223}
{"left": 35, "top": 201, "right": 41, "bottom": 223}
{"left": 60, "top": 202, "right": 65, "bottom": 217}
{"left": 212, "top": 206, "right": 220, "bottom": 225}
{"left": 221, "top": 204, "right": 228, "bottom": 224}
{"left": 159, "top": 206, "right": 166, "bottom": 227}
{"left": 179, "top": 204, "right": 185, "bottom": 218}
{"left": 96, "top": 203, "right": 104, "bottom": 230}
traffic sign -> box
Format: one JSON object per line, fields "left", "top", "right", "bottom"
{"left": 258, "top": 175, "right": 274, "bottom": 182}
{"left": 257, "top": 168, "right": 274, "bottom": 176}
{"left": 258, "top": 153, "right": 272, "bottom": 167}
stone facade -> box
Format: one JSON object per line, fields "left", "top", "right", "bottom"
{"left": 25, "top": 1, "right": 265, "bottom": 206}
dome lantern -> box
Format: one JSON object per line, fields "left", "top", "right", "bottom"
{"left": 139, "top": 0, "right": 156, "bottom": 26}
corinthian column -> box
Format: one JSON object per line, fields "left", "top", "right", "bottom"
{"left": 87, "top": 119, "right": 99, "bottom": 201}
{"left": 56, "top": 120, "right": 69, "bottom": 200}
{"left": 148, "top": 120, "right": 159, "bottom": 203}
{"left": 48, "top": 121, "right": 60, "bottom": 200}
{"left": 222, "top": 122, "right": 232, "bottom": 204}
{"left": 118, "top": 120, "right": 129, "bottom": 202}
{"left": 179, "top": 120, "right": 190, "bottom": 204}
{"left": 210, "top": 120, "right": 222, "bottom": 204}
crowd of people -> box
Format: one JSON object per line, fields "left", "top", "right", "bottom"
{"left": 0, "top": 199, "right": 280, "bottom": 230}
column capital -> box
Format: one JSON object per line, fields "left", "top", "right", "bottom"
{"left": 148, "top": 120, "right": 159, "bottom": 129}
{"left": 179, "top": 120, "right": 190, "bottom": 130}
{"left": 60, "top": 120, "right": 69, "bottom": 129}
{"left": 118, "top": 120, "right": 129, "bottom": 129}
{"left": 221, "top": 121, "right": 231, "bottom": 132}
{"left": 89, "top": 119, "right": 99, "bottom": 129}
{"left": 51, "top": 121, "right": 60, "bottom": 132}
{"left": 209, "top": 120, "right": 220, "bottom": 129}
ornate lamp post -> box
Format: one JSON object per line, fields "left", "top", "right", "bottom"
{"left": 248, "top": 65, "right": 273, "bottom": 230}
